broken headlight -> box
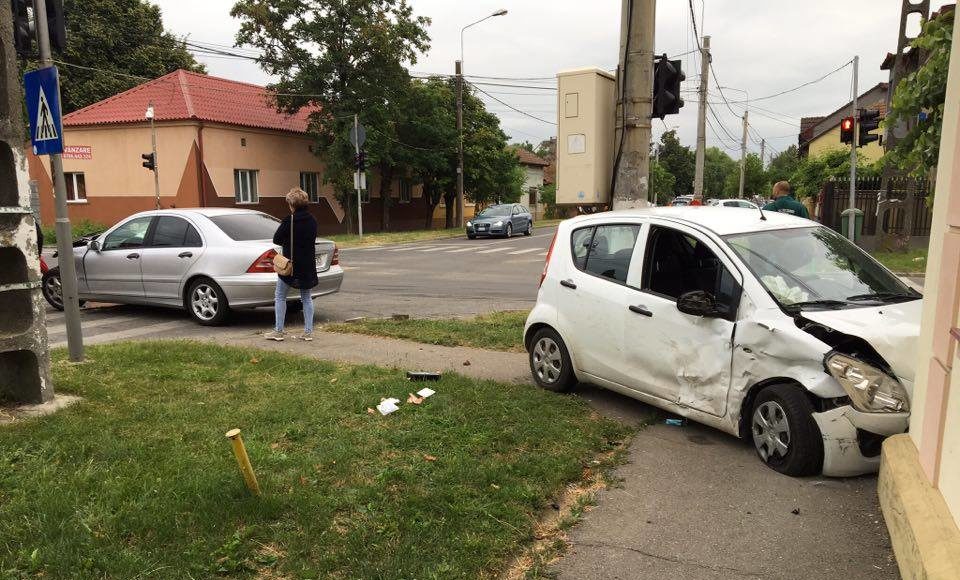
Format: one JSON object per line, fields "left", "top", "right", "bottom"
{"left": 825, "top": 353, "right": 910, "bottom": 413}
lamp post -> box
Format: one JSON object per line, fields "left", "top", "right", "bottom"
{"left": 456, "top": 9, "right": 507, "bottom": 227}
{"left": 145, "top": 103, "right": 160, "bottom": 210}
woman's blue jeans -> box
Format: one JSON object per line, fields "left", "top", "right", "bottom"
{"left": 274, "top": 278, "right": 314, "bottom": 333}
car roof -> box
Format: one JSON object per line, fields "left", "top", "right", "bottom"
{"left": 124, "top": 208, "right": 269, "bottom": 220}
{"left": 565, "top": 206, "right": 813, "bottom": 236}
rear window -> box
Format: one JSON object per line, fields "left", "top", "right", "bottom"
{"left": 209, "top": 213, "right": 279, "bottom": 241}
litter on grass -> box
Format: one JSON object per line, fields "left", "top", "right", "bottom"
{"left": 416, "top": 387, "right": 436, "bottom": 398}
{"left": 407, "top": 371, "right": 441, "bottom": 381}
{"left": 407, "top": 393, "right": 424, "bottom": 405}
{"left": 376, "top": 398, "right": 401, "bottom": 416}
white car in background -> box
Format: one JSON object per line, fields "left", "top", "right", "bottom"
{"left": 525, "top": 207, "right": 921, "bottom": 477}
{"left": 43, "top": 209, "right": 343, "bottom": 325}
{"left": 707, "top": 198, "right": 760, "bottom": 210}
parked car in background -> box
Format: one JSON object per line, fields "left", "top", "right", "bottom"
{"left": 466, "top": 204, "right": 533, "bottom": 238}
{"left": 707, "top": 198, "right": 760, "bottom": 210}
{"left": 525, "top": 207, "right": 921, "bottom": 477}
{"left": 41, "top": 209, "right": 343, "bottom": 325}
{"left": 670, "top": 195, "right": 693, "bottom": 206}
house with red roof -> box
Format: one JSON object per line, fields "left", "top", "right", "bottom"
{"left": 29, "top": 69, "right": 425, "bottom": 232}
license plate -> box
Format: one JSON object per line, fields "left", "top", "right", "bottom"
{"left": 478, "top": 224, "right": 487, "bottom": 230}
{"left": 316, "top": 253, "right": 328, "bottom": 270}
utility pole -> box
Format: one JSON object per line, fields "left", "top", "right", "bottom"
{"left": 35, "top": 0, "right": 83, "bottom": 361}
{"left": 738, "top": 110, "right": 748, "bottom": 199}
{"left": 693, "top": 35, "right": 710, "bottom": 199}
{"left": 147, "top": 102, "right": 160, "bottom": 210}
{"left": 354, "top": 114, "right": 363, "bottom": 238}
{"left": 613, "top": 0, "right": 655, "bottom": 208}
{"left": 455, "top": 60, "right": 464, "bottom": 227}
{"left": 848, "top": 55, "right": 859, "bottom": 241}
{"left": 760, "top": 139, "right": 766, "bottom": 169}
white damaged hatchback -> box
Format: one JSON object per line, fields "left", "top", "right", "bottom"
{"left": 525, "top": 207, "right": 921, "bottom": 477}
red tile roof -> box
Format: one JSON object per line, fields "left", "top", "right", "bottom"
{"left": 63, "top": 69, "right": 316, "bottom": 133}
{"left": 513, "top": 147, "right": 550, "bottom": 167}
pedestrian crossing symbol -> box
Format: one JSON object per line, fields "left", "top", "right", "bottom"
{"left": 24, "top": 66, "right": 64, "bottom": 156}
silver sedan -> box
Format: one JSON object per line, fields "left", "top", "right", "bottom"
{"left": 42, "top": 208, "right": 344, "bottom": 325}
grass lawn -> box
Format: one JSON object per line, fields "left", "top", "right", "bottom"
{"left": 327, "top": 220, "right": 564, "bottom": 249}
{"left": 0, "top": 342, "right": 626, "bottom": 579}
{"left": 871, "top": 247, "right": 928, "bottom": 274}
{"left": 327, "top": 311, "right": 529, "bottom": 352}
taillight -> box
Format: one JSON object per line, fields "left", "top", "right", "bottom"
{"left": 540, "top": 231, "right": 558, "bottom": 287}
{"left": 248, "top": 249, "right": 277, "bottom": 273}
{"left": 331, "top": 245, "right": 340, "bottom": 266}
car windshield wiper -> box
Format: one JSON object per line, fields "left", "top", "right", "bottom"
{"left": 846, "top": 291, "right": 921, "bottom": 302}
{"left": 783, "top": 299, "right": 851, "bottom": 312}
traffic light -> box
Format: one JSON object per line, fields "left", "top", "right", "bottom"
{"left": 10, "top": 0, "right": 67, "bottom": 57}
{"left": 652, "top": 55, "right": 685, "bottom": 119}
{"left": 840, "top": 116, "right": 855, "bottom": 144}
{"left": 12, "top": 0, "right": 32, "bottom": 58}
{"left": 47, "top": 0, "right": 67, "bottom": 53}
{"left": 858, "top": 108, "right": 881, "bottom": 148}
{"left": 141, "top": 153, "right": 155, "bottom": 171}
{"left": 355, "top": 150, "right": 366, "bottom": 172}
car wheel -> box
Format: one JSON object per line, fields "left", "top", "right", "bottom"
{"left": 524, "top": 221, "right": 533, "bottom": 236}
{"left": 42, "top": 267, "right": 64, "bottom": 311}
{"left": 750, "top": 384, "right": 824, "bottom": 476}
{"left": 186, "top": 278, "right": 230, "bottom": 326}
{"left": 505, "top": 223, "right": 513, "bottom": 238}
{"left": 467, "top": 233, "right": 477, "bottom": 240}
{"left": 529, "top": 327, "right": 576, "bottom": 393}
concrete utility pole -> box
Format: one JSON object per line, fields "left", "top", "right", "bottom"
{"left": 693, "top": 36, "right": 710, "bottom": 199}
{"left": 455, "top": 60, "right": 464, "bottom": 227}
{"left": 760, "top": 139, "right": 766, "bottom": 169}
{"left": 147, "top": 102, "right": 160, "bottom": 210}
{"left": 613, "top": 0, "right": 656, "bottom": 208}
{"left": 36, "top": 0, "right": 83, "bottom": 361}
{"left": 354, "top": 114, "right": 363, "bottom": 238}
{"left": 849, "top": 55, "right": 859, "bottom": 241}
{"left": 738, "top": 110, "right": 749, "bottom": 199}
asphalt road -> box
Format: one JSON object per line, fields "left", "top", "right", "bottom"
{"left": 42, "top": 227, "right": 556, "bottom": 346}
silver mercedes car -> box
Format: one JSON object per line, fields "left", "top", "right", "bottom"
{"left": 42, "top": 208, "right": 344, "bottom": 325}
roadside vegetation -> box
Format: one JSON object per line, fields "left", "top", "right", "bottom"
{"left": 0, "top": 342, "right": 626, "bottom": 578}
{"left": 40, "top": 219, "right": 106, "bottom": 246}
{"left": 871, "top": 247, "right": 928, "bottom": 274}
{"left": 327, "top": 311, "right": 529, "bottom": 351}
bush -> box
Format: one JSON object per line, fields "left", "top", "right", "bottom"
{"left": 41, "top": 219, "right": 107, "bottom": 246}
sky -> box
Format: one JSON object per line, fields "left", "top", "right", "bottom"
{"left": 154, "top": 0, "right": 919, "bottom": 161}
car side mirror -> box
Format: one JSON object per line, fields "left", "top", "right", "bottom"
{"left": 89, "top": 240, "right": 101, "bottom": 252}
{"left": 677, "top": 290, "right": 719, "bottom": 317}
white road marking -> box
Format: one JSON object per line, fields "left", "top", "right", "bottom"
{"left": 416, "top": 246, "right": 454, "bottom": 252}
{"left": 444, "top": 247, "right": 477, "bottom": 253}
{"left": 46, "top": 315, "right": 141, "bottom": 335}
{"left": 507, "top": 248, "right": 542, "bottom": 255}
{"left": 477, "top": 246, "right": 515, "bottom": 254}
{"left": 50, "top": 320, "right": 188, "bottom": 348}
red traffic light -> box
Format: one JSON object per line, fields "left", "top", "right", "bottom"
{"left": 841, "top": 118, "right": 853, "bottom": 131}
{"left": 840, "top": 116, "right": 855, "bottom": 144}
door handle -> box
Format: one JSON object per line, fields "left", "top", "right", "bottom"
{"left": 178, "top": 252, "right": 193, "bottom": 258}
{"left": 629, "top": 305, "right": 653, "bottom": 317}
{"left": 560, "top": 279, "right": 577, "bottom": 290}
{"left": 126, "top": 253, "right": 140, "bottom": 260}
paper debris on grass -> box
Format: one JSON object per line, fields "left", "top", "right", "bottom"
{"left": 416, "top": 387, "right": 436, "bottom": 398}
{"left": 423, "top": 454, "right": 438, "bottom": 462}
{"left": 376, "top": 398, "right": 401, "bottom": 416}
{"left": 407, "top": 393, "right": 424, "bottom": 405}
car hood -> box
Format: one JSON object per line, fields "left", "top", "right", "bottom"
{"left": 802, "top": 298, "right": 923, "bottom": 381}
{"left": 471, "top": 216, "right": 507, "bottom": 224}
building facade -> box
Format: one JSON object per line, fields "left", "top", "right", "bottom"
{"left": 514, "top": 147, "right": 550, "bottom": 217}
{"left": 800, "top": 83, "right": 888, "bottom": 163}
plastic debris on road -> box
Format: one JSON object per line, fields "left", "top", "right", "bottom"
{"left": 416, "top": 387, "right": 436, "bottom": 398}
{"left": 376, "top": 398, "right": 401, "bottom": 416}
{"left": 665, "top": 418, "right": 685, "bottom": 426}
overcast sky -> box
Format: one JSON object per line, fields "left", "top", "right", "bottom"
{"left": 154, "top": 0, "right": 919, "bottom": 160}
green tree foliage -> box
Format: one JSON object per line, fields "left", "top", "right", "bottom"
{"left": 232, "top": 0, "right": 431, "bottom": 233}
{"left": 703, "top": 147, "right": 738, "bottom": 199}
{"left": 788, "top": 149, "right": 879, "bottom": 199}
{"left": 513, "top": 141, "right": 535, "bottom": 153}
{"left": 723, "top": 153, "right": 767, "bottom": 198}
{"left": 649, "top": 160, "right": 676, "bottom": 205}
{"left": 884, "top": 9, "right": 954, "bottom": 178}
{"left": 655, "top": 130, "right": 695, "bottom": 197}
{"left": 766, "top": 145, "right": 801, "bottom": 184}
{"left": 31, "top": 0, "right": 204, "bottom": 113}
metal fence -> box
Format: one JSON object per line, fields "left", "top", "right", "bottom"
{"left": 822, "top": 177, "right": 931, "bottom": 237}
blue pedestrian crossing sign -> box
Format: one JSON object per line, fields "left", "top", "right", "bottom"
{"left": 24, "top": 66, "right": 64, "bottom": 156}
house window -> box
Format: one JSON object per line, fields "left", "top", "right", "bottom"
{"left": 234, "top": 169, "right": 259, "bottom": 204}
{"left": 528, "top": 186, "right": 538, "bottom": 205}
{"left": 300, "top": 171, "right": 320, "bottom": 203}
{"left": 399, "top": 179, "right": 412, "bottom": 204}
{"left": 65, "top": 172, "right": 86, "bottom": 203}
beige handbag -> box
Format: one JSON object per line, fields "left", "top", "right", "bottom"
{"left": 273, "top": 216, "right": 294, "bottom": 276}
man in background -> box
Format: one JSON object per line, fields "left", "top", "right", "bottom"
{"left": 764, "top": 181, "right": 809, "bottom": 218}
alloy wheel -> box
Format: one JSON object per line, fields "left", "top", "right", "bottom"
{"left": 191, "top": 284, "right": 220, "bottom": 322}
{"left": 532, "top": 337, "right": 563, "bottom": 384}
{"left": 44, "top": 273, "right": 63, "bottom": 309}
{"left": 752, "top": 401, "right": 791, "bottom": 461}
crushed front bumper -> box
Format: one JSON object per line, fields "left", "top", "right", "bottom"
{"left": 813, "top": 405, "right": 910, "bottom": 477}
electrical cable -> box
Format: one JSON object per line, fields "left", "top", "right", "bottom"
{"left": 610, "top": 0, "right": 633, "bottom": 198}
{"left": 468, "top": 82, "right": 556, "bottom": 125}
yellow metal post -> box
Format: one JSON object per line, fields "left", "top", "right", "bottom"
{"left": 225, "top": 428, "right": 261, "bottom": 496}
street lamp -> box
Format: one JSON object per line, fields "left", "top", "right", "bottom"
{"left": 456, "top": 9, "right": 508, "bottom": 227}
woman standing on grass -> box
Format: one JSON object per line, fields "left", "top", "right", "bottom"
{"left": 265, "top": 188, "right": 318, "bottom": 342}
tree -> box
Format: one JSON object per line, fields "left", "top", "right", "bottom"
{"left": 31, "top": 0, "right": 204, "bottom": 113}
{"left": 460, "top": 87, "right": 523, "bottom": 212}
{"left": 649, "top": 160, "right": 676, "bottom": 205}
{"left": 656, "top": 131, "right": 695, "bottom": 197}
{"left": 884, "top": 8, "right": 953, "bottom": 180}
{"left": 788, "top": 148, "right": 879, "bottom": 200}
{"left": 766, "top": 145, "right": 801, "bottom": 185}
{"left": 723, "top": 154, "right": 767, "bottom": 198}
{"left": 703, "top": 147, "right": 738, "bottom": 199}
{"left": 513, "top": 141, "right": 535, "bottom": 153}
{"left": 232, "top": 0, "right": 430, "bottom": 233}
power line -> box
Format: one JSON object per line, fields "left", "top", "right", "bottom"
{"left": 468, "top": 81, "right": 557, "bottom": 126}
{"left": 729, "top": 59, "right": 855, "bottom": 104}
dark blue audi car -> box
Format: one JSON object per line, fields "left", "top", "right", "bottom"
{"left": 466, "top": 204, "right": 533, "bottom": 239}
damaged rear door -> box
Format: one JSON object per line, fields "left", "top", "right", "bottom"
{"left": 623, "top": 222, "right": 743, "bottom": 416}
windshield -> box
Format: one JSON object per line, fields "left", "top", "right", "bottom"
{"left": 725, "top": 226, "right": 920, "bottom": 310}
{"left": 208, "top": 213, "right": 279, "bottom": 241}
{"left": 477, "top": 206, "right": 512, "bottom": 218}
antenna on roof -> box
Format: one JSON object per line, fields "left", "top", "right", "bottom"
{"left": 757, "top": 201, "right": 767, "bottom": 221}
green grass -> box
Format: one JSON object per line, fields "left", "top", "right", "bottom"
{"left": 871, "top": 247, "right": 928, "bottom": 274}
{"left": 327, "top": 311, "right": 530, "bottom": 352}
{"left": 0, "top": 342, "right": 627, "bottom": 579}
{"left": 41, "top": 219, "right": 107, "bottom": 246}
{"left": 327, "top": 220, "right": 564, "bottom": 249}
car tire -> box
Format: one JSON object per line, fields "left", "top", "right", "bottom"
{"left": 529, "top": 327, "right": 577, "bottom": 393}
{"left": 467, "top": 233, "right": 477, "bottom": 240}
{"left": 505, "top": 223, "right": 513, "bottom": 238}
{"left": 41, "top": 267, "right": 85, "bottom": 311}
{"left": 524, "top": 221, "right": 533, "bottom": 236}
{"left": 750, "top": 384, "right": 824, "bottom": 476}
{"left": 185, "top": 277, "right": 231, "bottom": 326}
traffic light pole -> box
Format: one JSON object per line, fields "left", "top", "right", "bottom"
{"left": 848, "top": 55, "right": 859, "bottom": 242}
{"left": 354, "top": 114, "right": 363, "bottom": 239}
{"left": 149, "top": 102, "right": 160, "bottom": 210}
{"left": 693, "top": 35, "right": 710, "bottom": 199}
{"left": 35, "top": 0, "right": 83, "bottom": 362}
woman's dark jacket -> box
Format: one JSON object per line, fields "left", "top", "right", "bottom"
{"left": 273, "top": 207, "right": 318, "bottom": 289}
